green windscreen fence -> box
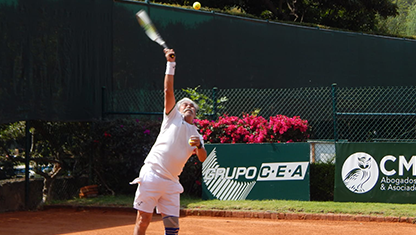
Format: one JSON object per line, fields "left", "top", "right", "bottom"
{"left": 113, "top": 0, "right": 416, "bottom": 92}
{"left": 0, "top": 0, "right": 113, "bottom": 123}
{"left": 1, "top": 0, "right": 416, "bottom": 123}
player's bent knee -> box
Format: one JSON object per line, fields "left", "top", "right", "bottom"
{"left": 163, "top": 216, "right": 179, "bottom": 235}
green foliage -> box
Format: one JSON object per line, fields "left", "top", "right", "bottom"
{"left": 182, "top": 86, "right": 228, "bottom": 120}
{"left": 0, "top": 122, "right": 25, "bottom": 156}
{"left": 0, "top": 119, "right": 164, "bottom": 196}
{"left": 0, "top": 122, "right": 26, "bottom": 141}
{"left": 89, "top": 118, "right": 161, "bottom": 194}
{"left": 179, "top": 155, "right": 203, "bottom": 197}
{"left": 29, "top": 121, "right": 93, "bottom": 177}
{"left": 405, "top": 3, "right": 416, "bottom": 36}
{"left": 0, "top": 122, "right": 26, "bottom": 179}
{"left": 377, "top": 0, "right": 416, "bottom": 37}
{"left": 309, "top": 162, "right": 335, "bottom": 201}
{"left": 0, "top": 119, "right": 328, "bottom": 201}
{"left": 151, "top": 0, "right": 399, "bottom": 32}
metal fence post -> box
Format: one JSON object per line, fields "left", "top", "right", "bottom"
{"left": 89, "top": 122, "right": 94, "bottom": 185}
{"left": 212, "top": 87, "right": 218, "bottom": 120}
{"left": 331, "top": 83, "right": 338, "bottom": 142}
{"left": 25, "top": 120, "right": 31, "bottom": 209}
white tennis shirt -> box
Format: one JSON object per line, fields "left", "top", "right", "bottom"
{"left": 142, "top": 106, "right": 203, "bottom": 182}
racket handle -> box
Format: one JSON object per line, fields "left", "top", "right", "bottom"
{"left": 162, "top": 44, "right": 175, "bottom": 58}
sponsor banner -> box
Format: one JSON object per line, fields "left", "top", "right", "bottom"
{"left": 335, "top": 143, "right": 416, "bottom": 203}
{"left": 202, "top": 143, "right": 310, "bottom": 201}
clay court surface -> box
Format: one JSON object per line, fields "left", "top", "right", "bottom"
{"left": 0, "top": 207, "right": 415, "bottom": 235}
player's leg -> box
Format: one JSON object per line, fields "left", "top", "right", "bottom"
{"left": 133, "top": 186, "right": 156, "bottom": 235}
{"left": 161, "top": 213, "right": 179, "bottom": 235}
{"left": 132, "top": 169, "right": 161, "bottom": 235}
{"left": 133, "top": 210, "right": 153, "bottom": 235}
{"left": 158, "top": 189, "right": 182, "bottom": 235}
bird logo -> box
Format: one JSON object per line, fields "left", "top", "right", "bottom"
{"left": 342, "top": 152, "right": 379, "bottom": 194}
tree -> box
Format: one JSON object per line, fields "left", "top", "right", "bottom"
{"left": 29, "top": 121, "right": 92, "bottom": 206}
{"left": 377, "top": 0, "right": 416, "bottom": 37}
{"left": 0, "top": 121, "right": 81, "bottom": 205}
{"left": 152, "top": 0, "right": 398, "bottom": 31}
{"left": 405, "top": 3, "right": 416, "bottom": 36}
{"left": 182, "top": 86, "right": 228, "bottom": 120}
{"left": 0, "top": 122, "right": 26, "bottom": 179}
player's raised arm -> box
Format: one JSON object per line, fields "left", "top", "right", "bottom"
{"left": 164, "top": 49, "right": 176, "bottom": 114}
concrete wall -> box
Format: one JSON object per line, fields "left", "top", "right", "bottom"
{"left": 0, "top": 178, "right": 43, "bottom": 212}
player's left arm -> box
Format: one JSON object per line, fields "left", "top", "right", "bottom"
{"left": 195, "top": 135, "right": 206, "bottom": 162}
{"left": 190, "top": 135, "right": 207, "bottom": 162}
{"left": 195, "top": 142, "right": 207, "bottom": 162}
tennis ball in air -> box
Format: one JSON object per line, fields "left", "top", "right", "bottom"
{"left": 193, "top": 2, "right": 201, "bottom": 10}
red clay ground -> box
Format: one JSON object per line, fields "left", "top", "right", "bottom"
{"left": 0, "top": 207, "right": 415, "bottom": 235}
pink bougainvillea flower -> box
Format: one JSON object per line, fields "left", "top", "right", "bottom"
{"left": 194, "top": 113, "right": 309, "bottom": 144}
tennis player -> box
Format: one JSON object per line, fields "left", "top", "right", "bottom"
{"left": 131, "top": 48, "right": 207, "bottom": 235}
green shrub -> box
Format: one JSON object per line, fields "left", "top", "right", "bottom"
{"left": 182, "top": 86, "right": 228, "bottom": 120}
{"left": 179, "top": 155, "right": 202, "bottom": 197}
{"left": 90, "top": 118, "right": 161, "bottom": 195}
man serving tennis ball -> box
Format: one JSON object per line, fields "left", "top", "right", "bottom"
{"left": 131, "top": 49, "right": 207, "bottom": 235}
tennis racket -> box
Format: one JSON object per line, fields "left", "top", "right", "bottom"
{"left": 135, "top": 10, "right": 174, "bottom": 58}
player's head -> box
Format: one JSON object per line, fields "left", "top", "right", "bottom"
{"left": 177, "top": 98, "right": 198, "bottom": 119}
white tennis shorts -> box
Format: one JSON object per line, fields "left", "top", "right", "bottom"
{"left": 133, "top": 169, "right": 184, "bottom": 217}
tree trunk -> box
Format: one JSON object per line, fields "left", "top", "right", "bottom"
{"left": 41, "top": 176, "right": 52, "bottom": 204}
{"left": 37, "top": 164, "right": 61, "bottom": 209}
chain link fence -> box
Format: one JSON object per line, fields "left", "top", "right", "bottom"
{"left": 105, "top": 85, "right": 416, "bottom": 163}
{"left": 105, "top": 87, "right": 334, "bottom": 137}
{"left": 3, "top": 85, "right": 415, "bottom": 209}
{"left": 105, "top": 86, "right": 334, "bottom": 163}
{"left": 332, "top": 85, "right": 416, "bottom": 142}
